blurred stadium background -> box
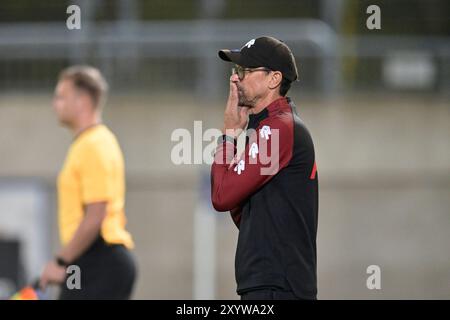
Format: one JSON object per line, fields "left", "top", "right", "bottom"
{"left": 0, "top": 0, "right": 449, "bottom": 299}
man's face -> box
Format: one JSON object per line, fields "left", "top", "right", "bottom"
{"left": 52, "top": 79, "right": 81, "bottom": 127}
{"left": 232, "top": 66, "right": 271, "bottom": 107}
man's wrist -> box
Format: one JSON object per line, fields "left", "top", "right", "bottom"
{"left": 217, "top": 134, "right": 236, "bottom": 145}
{"left": 55, "top": 256, "right": 70, "bottom": 267}
{"left": 222, "top": 127, "right": 243, "bottom": 139}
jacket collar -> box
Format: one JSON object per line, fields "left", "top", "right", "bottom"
{"left": 247, "top": 97, "right": 291, "bottom": 130}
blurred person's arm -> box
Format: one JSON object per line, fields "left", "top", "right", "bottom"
{"left": 57, "top": 141, "right": 111, "bottom": 263}
{"left": 40, "top": 202, "right": 107, "bottom": 289}
{"left": 57, "top": 201, "right": 107, "bottom": 263}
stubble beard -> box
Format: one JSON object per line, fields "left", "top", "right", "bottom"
{"left": 237, "top": 85, "right": 256, "bottom": 108}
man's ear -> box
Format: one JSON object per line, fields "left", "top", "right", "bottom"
{"left": 73, "top": 91, "right": 85, "bottom": 110}
{"left": 268, "top": 71, "right": 282, "bottom": 90}
{"left": 77, "top": 90, "right": 95, "bottom": 111}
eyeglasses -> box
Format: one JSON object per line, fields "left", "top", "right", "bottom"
{"left": 232, "top": 65, "right": 271, "bottom": 81}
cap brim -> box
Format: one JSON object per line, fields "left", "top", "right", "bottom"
{"left": 218, "top": 49, "right": 243, "bottom": 65}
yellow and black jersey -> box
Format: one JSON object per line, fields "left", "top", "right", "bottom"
{"left": 57, "top": 124, "right": 134, "bottom": 249}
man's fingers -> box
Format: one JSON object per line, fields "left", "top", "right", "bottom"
{"left": 238, "top": 107, "right": 249, "bottom": 128}
{"left": 39, "top": 277, "right": 47, "bottom": 290}
{"left": 239, "top": 106, "right": 249, "bottom": 115}
{"left": 225, "top": 81, "right": 239, "bottom": 116}
{"left": 239, "top": 106, "right": 249, "bottom": 120}
{"left": 223, "top": 77, "right": 247, "bottom": 134}
{"left": 229, "top": 82, "right": 238, "bottom": 104}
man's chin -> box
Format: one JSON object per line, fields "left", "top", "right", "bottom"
{"left": 238, "top": 101, "right": 254, "bottom": 108}
{"left": 238, "top": 97, "right": 253, "bottom": 108}
{"left": 58, "top": 118, "right": 70, "bottom": 127}
{"left": 238, "top": 104, "right": 253, "bottom": 109}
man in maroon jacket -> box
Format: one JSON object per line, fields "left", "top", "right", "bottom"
{"left": 211, "top": 36, "right": 319, "bottom": 300}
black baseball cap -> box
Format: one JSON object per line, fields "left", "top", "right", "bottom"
{"left": 218, "top": 36, "right": 299, "bottom": 82}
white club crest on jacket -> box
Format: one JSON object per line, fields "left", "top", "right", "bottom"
{"left": 234, "top": 159, "right": 245, "bottom": 175}
{"left": 260, "top": 125, "right": 272, "bottom": 140}
{"left": 249, "top": 142, "right": 259, "bottom": 159}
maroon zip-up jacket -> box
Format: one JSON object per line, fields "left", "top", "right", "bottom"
{"left": 211, "top": 97, "right": 318, "bottom": 299}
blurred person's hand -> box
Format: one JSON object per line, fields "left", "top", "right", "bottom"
{"left": 223, "top": 75, "right": 249, "bottom": 138}
{"left": 39, "top": 260, "right": 66, "bottom": 289}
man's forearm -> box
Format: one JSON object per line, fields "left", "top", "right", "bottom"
{"left": 57, "top": 219, "right": 100, "bottom": 263}
{"left": 57, "top": 202, "right": 107, "bottom": 264}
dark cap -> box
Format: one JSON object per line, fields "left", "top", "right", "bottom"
{"left": 218, "top": 36, "right": 299, "bottom": 82}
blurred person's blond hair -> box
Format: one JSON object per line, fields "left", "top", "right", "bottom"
{"left": 58, "top": 65, "right": 108, "bottom": 109}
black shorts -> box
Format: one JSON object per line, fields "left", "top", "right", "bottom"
{"left": 59, "top": 236, "right": 137, "bottom": 300}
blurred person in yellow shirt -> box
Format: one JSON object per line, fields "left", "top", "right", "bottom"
{"left": 40, "top": 66, "right": 136, "bottom": 299}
